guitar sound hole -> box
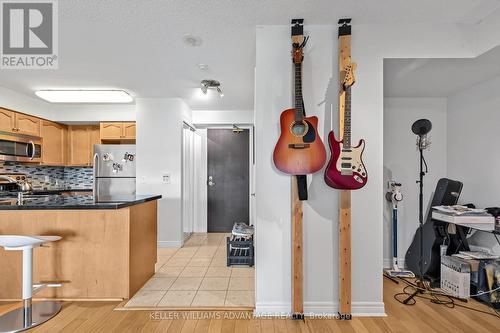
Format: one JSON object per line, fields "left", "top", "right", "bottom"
{"left": 290, "top": 121, "right": 307, "bottom": 137}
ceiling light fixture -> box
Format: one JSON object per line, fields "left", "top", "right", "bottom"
{"left": 200, "top": 79, "right": 224, "bottom": 98}
{"left": 35, "top": 90, "right": 134, "bottom": 103}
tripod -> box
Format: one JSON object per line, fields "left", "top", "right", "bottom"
{"left": 402, "top": 146, "right": 427, "bottom": 304}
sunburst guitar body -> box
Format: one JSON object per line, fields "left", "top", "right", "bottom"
{"left": 273, "top": 109, "right": 326, "bottom": 175}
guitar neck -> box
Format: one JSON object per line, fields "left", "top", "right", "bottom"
{"left": 343, "top": 86, "right": 351, "bottom": 148}
{"left": 294, "top": 62, "right": 303, "bottom": 122}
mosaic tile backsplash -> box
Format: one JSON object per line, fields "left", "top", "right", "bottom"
{"left": 0, "top": 162, "right": 93, "bottom": 190}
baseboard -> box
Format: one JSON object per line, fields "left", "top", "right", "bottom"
{"left": 254, "top": 302, "right": 291, "bottom": 316}
{"left": 304, "top": 301, "right": 338, "bottom": 315}
{"left": 255, "top": 301, "right": 385, "bottom": 317}
{"left": 352, "top": 302, "right": 386, "bottom": 317}
{"left": 157, "top": 241, "right": 182, "bottom": 248}
{"left": 383, "top": 258, "right": 406, "bottom": 269}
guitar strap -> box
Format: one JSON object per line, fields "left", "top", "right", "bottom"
{"left": 296, "top": 97, "right": 308, "bottom": 201}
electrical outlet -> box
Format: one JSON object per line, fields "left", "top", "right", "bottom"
{"left": 162, "top": 173, "right": 171, "bottom": 184}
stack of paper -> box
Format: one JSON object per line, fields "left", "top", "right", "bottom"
{"left": 432, "top": 205, "right": 495, "bottom": 231}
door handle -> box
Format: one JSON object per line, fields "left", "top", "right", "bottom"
{"left": 207, "top": 176, "right": 216, "bottom": 186}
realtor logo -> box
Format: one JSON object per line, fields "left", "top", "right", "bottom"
{"left": 1, "top": 0, "right": 58, "bottom": 69}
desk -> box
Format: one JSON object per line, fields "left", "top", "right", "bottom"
{"left": 431, "top": 216, "right": 500, "bottom": 252}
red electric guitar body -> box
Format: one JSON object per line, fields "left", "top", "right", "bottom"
{"left": 324, "top": 64, "right": 368, "bottom": 190}
{"left": 272, "top": 23, "right": 326, "bottom": 176}
{"left": 324, "top": 132, "right": 367, "bottom": 189}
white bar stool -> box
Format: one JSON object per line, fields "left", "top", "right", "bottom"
{"left": 0, "top": 235, "right": 62, "bottom": 333}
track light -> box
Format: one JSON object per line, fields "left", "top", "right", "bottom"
{"left": 217, "top": 87, "right": 224, "bottom": 98}
{"left": 201, "top": 84, "right": 208, "bottom": 94}
{"left": 200, "top": 79, "right": 223, "bottom": 98}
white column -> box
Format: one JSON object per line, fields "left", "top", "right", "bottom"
{"left": 22, "top": 248, "right": 33, "bottom": 300}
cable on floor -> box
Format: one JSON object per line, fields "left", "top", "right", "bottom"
{"left": 392, "top": 277, "right": 500, "bottom": 318}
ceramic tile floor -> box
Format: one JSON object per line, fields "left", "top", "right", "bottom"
{"left": 125, "top": 233, "right": 255, "bottom": 308}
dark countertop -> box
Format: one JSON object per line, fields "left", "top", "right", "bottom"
{"left": 0, "top": 194, "right": 162, "bottom": 210}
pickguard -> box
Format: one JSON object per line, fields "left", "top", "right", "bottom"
{"left": 303, "top": 120, "right": 315, "bottom": 143}
{"left": 335, "top": 143, "right": 366, "bottom": 179}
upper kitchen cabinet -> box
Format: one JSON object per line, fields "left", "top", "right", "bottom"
{"left": 122, "top": 122, "right": 136, "bottom": 139}
{"left": 0, "top": 108, "right": 41, "bottom": 137}
{"left": 100, "top": 122, "right": 136, "bottom": 142}
{"left": 67, "top": 125, "right": 100, "bottom": 166}
{"left": 14, "top": 113, "right": 41, "bottom": 137}
{"left": 41, "top": 120, "right": 67, "bottom": 166}
{"left": 0, "top": 108, "right": 15, "bottom": 133}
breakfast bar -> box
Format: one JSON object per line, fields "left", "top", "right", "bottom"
{"left": 0, "top": 194, "right": 161, "bottom": 301}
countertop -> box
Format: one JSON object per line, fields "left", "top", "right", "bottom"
{"left": 0, "top": 194, "right": 162, "bottom": 210}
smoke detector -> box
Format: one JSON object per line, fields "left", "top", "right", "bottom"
{"left": 197, "top": 63, "right": 208, "bottom": 71}
{"left": 182, "top": 34, "right": 202, "bottom": 47}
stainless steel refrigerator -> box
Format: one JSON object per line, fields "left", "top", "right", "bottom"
{"left": 93, "top": 144, "right": 136, "bottom": 202}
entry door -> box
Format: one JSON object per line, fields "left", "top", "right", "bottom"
{"left": 207, "top": 128, "right": 249, "bottom": 232}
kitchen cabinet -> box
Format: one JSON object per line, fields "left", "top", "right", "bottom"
{"left": 67, "top": 125, "right": 100, "bottom": 166}
{"left": 41, "top": 120, "right": 67, "bottom": 166}
{"left": 0, "top": 108, "right": 15, "bottom": 133}
{"left": 100, "top": 122, "right": 136, "bottom": 141}
{"left": 0, "top": 109, "right": 41, "bottom": 136}
{"left": 122, "top": 122, "right": 136, "bottom": 139}
{"left": 15, "top": 113, "right": 41, "bottom": 137}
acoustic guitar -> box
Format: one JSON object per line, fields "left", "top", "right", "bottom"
{"left": 324, "top": 64, "right": 368, "bottom": 189}
{"left": 273, "top": 23, "right": 326, "bottom": 175}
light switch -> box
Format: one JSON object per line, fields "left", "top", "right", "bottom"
{"left": 162, "top": 173, "right": 171, "bottom": 184}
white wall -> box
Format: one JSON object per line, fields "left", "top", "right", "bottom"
{"left": 447, "top": 75, "right": 500, "bottom": 254}
{"left": 0, "top": 86, "right": 53, "bottom": 119}
{"left": 136, "top": 98, "right": 192, "bottom": 247}
{"left": 192, "top": 110, "right": 253, "bottom": 125}
{"left": 255, "top": 23, "right": 474, "bottom": 316}
{"left": 383, "top": 98, "right": 448, "bottom": 267}
{"left": 52, "top": 104, "right": 135, "bottom": 123}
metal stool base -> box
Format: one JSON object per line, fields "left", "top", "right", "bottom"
{"left": 0, "top": 301, "right": 61, "bottom": 333}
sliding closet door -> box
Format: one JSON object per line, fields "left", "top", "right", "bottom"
{"left": 182, "top": 123, "right": 195, "bottom": 241}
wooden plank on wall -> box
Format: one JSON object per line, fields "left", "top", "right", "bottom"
{"left": 291, "top": 177, "right": 304, "bottom": 314}
{"left": 338, "top": 28, "right": 352, "bottom": 316}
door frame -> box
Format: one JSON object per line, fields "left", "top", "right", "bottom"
{"left": 181, "top": 121, "right": 197, "bottom": 246}
{"left": 195, "top": 124, "right": 255, "bottom": 232}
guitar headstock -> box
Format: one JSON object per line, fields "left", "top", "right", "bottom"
{"left": 340, "top": 63, "right": 357, "bottom": 90}
{"left": 291, "top": 19, "right": 308, "bottom": 64}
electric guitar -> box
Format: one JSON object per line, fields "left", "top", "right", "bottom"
{"left": 324, "top": 64, "right": 368, "bottom": 189}
{"left": 273, "top": 23, "right": 326, "bottom": 175}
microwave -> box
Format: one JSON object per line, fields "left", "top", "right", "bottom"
{"left": 0, "top": 133, "right": 42, "bottom": 163}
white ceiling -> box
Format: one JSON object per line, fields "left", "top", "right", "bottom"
{"left": 384, "top": 43, "right": 500, "bottom": 97}
{"left": 1, "top": 0, "right": 500, "bottom": 110}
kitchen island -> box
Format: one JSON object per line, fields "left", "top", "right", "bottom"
{"left": 0, "top": 194, "right": 161, "bottom": 301}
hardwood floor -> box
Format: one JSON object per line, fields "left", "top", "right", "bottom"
{"left": 0, "top": 279, "right": 498, "bottom": 332}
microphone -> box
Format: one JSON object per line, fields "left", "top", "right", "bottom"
{"left": 411, "top": 119, "right": 432, "bottom": 150}
{"left": 417, "top": 134, "right": 431, "bottom": 150}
